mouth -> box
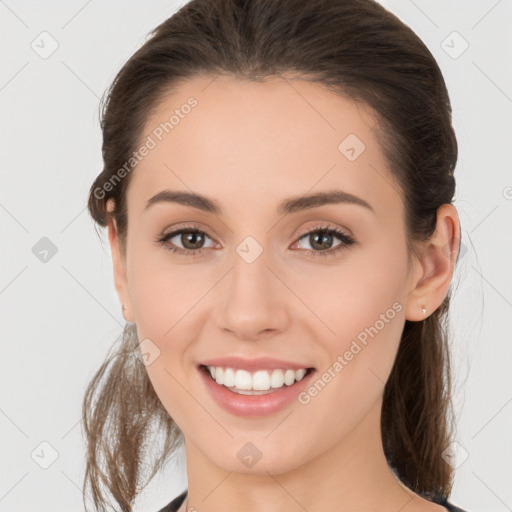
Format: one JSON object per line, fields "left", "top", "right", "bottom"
{"left": 198, "top": 364, "right": 316, "bottom": 395}
{"left": 197, "top": 363, "right": 317, "bottom": 417}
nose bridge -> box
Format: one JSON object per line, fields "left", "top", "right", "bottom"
{"left": 228, "top": 225, "right": 276, "bottom": 296}
{"left": 230, "top": 242, "right": 277, "bottom": 305}
{"left": 230, "top": 243, "right": 271, "bottom": 299}
{"left": 215, "top": 238, "right": 289, "bottom": 339}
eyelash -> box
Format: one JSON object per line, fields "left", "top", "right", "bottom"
{"left": 155, "top": 223, "right": 356, "bottom": 259}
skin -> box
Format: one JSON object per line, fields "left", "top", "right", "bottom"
{"left": 107, "top": 74, "right": 459, "bottom": 512}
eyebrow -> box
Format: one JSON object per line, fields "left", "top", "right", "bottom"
{"left": 144, "top": 189, "right": 374, "bottom": 215}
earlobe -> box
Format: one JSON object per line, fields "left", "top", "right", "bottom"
{"left": 405, "top": 204, "right": 460, "bottom": 322}
{"left": 106, "top": 200, "right": 135, "bottom": 323}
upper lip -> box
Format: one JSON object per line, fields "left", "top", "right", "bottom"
{"left": 198, "top": 356, "right": 315, "bottom": 372}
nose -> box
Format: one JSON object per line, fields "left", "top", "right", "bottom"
{"left": 213, "top": 251, "right": 290, "bottom": 341}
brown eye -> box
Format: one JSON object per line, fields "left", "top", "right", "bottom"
{"left": 156, "top": 226, "right": 215, "bottom": 255}
{"left": 175, "top": 230, "right": 206, "bottom": 250}
{"left": 155, "top": 224, "right": 356, "bottom": 258}
{"left": 293, "top": 225, "right": 356, "bottom": 258}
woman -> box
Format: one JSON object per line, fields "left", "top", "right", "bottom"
{"left": 83, "top": 0, "right": 470, "bottom": 511}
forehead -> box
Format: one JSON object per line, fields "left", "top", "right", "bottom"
{"left": 127, "top": 73, "right": 402, "bottom": 219}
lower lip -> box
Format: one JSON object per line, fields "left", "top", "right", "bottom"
{"left": 197, "top": 365, "right": 316, "bottom": 417}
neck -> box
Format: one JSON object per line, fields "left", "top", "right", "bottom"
{"left": 180, "top": 395, "right": 425, "bottom": 512}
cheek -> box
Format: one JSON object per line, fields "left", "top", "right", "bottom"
{"left": 126, "top": 245, "right": 211, "bottom": 396}
{"left": 301, "top": 243, "right": 406, "bottom": 338}
{"left": 127, "top": 242, "right": 209, "bottom": 335}
{"left": 294, "top": 256, "right": 406, "bottom": 440}
{"left": 140, "top": 354, "right": 203, "bottom": 440}
{"left": 301, "top": 241, "right": 408, "bottom": 391}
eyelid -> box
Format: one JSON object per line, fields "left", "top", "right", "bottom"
{"left": 158, "top": 221, "right": 220, "bottom": 244}
{"left": 157, "top": 223, "right": 217, "bottom": 251}
{"left": 290, "top": 223, "right": 356, "bottom": 258}
{"left": 158, "top": 221, "right": 352, "bottom": 241}
{"left": 293, "top": 222, "right": 353, "bottom": 242}
{"left": 156, "top": 221, "right": 356, "bottom": 257}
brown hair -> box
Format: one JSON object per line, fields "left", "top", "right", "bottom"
{"left": 83, "top": 0, "right": 460, "bottom": 510}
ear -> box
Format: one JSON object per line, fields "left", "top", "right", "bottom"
{"left": 106, "top": 199, "right": 135, "bottom": 323}
{"left": 405, "top": 204, "right": 461, "bottom": 321}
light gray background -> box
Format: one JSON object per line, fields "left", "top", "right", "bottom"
{"left": 1, "top": 1, "right": 511, "bottom": 511}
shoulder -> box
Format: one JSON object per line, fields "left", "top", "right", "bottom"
{"left": 445, "top": 503, "right": 470, "bottom": 512}
{"left": 435, "top": 497, "right": 470, "bottom": 512}
{"left": 155, "top": 490, "right": 470, "bottom": 512}
{"left": 415, "top": 489, "right": 469, "bottom": 512}
{"left": 157, "top": 489, "right": 188, "bottom": 512}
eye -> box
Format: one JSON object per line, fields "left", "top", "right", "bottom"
{"left": 155, "top": 223, "right": 356, "bottom": 258}
{"left": 293, "top": 224, "right": 356, "bottom": 258}
{"left": 155, "top": 224, "right": 216, "bottom": 257}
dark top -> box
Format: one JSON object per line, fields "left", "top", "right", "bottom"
{"left": 157, "top": 489, "right": 469, "bottom": 512}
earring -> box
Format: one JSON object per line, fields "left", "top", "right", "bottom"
{"left": 421, "top": 305, "right": 426, "bottom": 315}
{"left": 121, "top": 304, "right": 132, "bottom": 323}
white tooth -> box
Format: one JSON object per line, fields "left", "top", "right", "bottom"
{"left": 208, "top": 366, "right": 310, "bottom": 390}
{"left": 295, "top": 368, "right": 307, "bottom": 381}
{"left": 284, "top": 369, "right": 296, "bottom": 386}
{"left": 252, "top": 370, "right": 271, "bottom": 391}
{"left": 214, "top": 367, "right": 224, "bottom": 385}
{"left": 270, "top": 369, "right": 286, "bottom": 388}
{"left": 234, "top": 369, "right": 253, "bottom": 390}
{"left": 230, "top": 388, "right": 275, "bottom": 395}
{"left": 223, "top": 367, "right": 236, "bottom": 387}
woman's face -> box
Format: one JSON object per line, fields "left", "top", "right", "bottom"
{"left": 112, "top": 74, "right": 425, "bottom": 474}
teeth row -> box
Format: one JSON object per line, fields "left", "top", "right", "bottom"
{"left": 206, "top": 366, "right": 308, "bottom": 391}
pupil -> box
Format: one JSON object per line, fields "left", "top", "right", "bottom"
{"left": 311, "top": 232, "right": 332, "bottom": 250}
{"left": 183, "top": 231, "right": 204, "bottom": 249}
